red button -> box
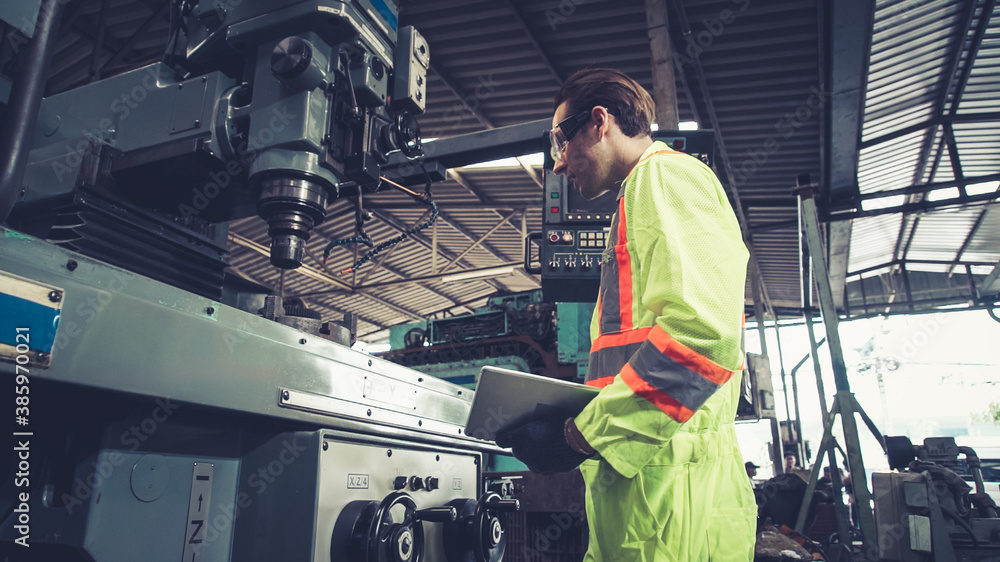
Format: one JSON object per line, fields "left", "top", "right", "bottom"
{"left": 550, "top": 207, "right": 559, "bottom": 213}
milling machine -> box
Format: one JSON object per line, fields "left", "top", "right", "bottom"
{"left": 0, "top": 1, "right": 520, "bottom": 561}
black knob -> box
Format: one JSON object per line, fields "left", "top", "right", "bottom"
{"left": 409, "top": 476, "right": 424, "bottom": 491}
{"left": 425, "top": 477, "right": 439, "bottom": 491}
{"left": 415, "top": 506, "right": 457, "bottom": 522}
{"left": 393, "top": 476, "right": 408, "bottom": 490}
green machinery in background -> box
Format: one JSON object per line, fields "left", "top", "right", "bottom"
{"left": 380, "top": 290, "right": 594, "bottom": 388}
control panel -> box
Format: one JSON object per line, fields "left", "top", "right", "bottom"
{"left": 230, "top": 430, "right": 520, "bottom": 562}
{"left": 528, "top": 130, "right": 716, "bottom": 302}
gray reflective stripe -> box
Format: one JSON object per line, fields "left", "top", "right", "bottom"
{"left": 587, "top": 341, "right": 644, "bottom": 382}
{"left": 599, "top": 212, "right": 623, "bottom": 333}
{"left": 629, "top": 340, "right": 720, "bottom": 411}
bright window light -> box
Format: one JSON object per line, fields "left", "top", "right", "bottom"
{"left": 651, "top": 123, "right": 659, "bottom": 131}
{"left": 926, "top": 187, "right": 959, "bottom": 201}
{"left": 966, "top": 180, "right": 999, "bottom": 195}
{"left": 678, "top": 121, "right": 699, "bottom": 130}
{"left": 861, "top": 194, "right": 905, "bottom": 211}
{"left": 352, "top": 340, "right": 391, "bottom": 354}
{"left": 462, "top": 153, "right": 544, "bottom": 169}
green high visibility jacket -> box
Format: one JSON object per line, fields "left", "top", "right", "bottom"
{"left": 573, "top": 141, "right": 756, "bottom": 561}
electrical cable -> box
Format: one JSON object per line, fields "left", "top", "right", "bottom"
{"left": 940, "top": 505, "right": 980, "bottom": 548}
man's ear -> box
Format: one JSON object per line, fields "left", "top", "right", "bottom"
{"left": 592, "top": 106, "right": 611, "bottom": 141}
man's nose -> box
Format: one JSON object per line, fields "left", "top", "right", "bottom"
{"left": 553, "top": 156, "right": 567, "bottom": 175}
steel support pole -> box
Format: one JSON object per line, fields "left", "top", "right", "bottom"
{"left": 798, "top": 188, "right": 878, "bottom": 558}
{"left": 752, "top": 266, "right": 783, "bottom": 477}
{"left": 772, "top": 320, "right": 796, "bottom": 460}
{"left": 0, "top": 0, "right": 63, "bottom": 225}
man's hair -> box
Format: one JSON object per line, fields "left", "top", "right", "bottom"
{"left": 554, "top": 68, "right": 655, "bottom": 139}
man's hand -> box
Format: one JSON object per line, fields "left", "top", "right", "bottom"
{"left": 495, "top": 416, "right": 594, "bottom": 473}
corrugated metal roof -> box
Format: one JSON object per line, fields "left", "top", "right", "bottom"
{"left": 4, "top": 0, "right": 996, "bottom": 338}
{"left": 847, "top": 0, "right": 999, "bottom": 302}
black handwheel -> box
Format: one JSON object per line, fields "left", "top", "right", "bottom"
{"left": 369, "top": 492, "right": 424, "bottom": 562}
{"left": 333, "top": 492, "right": 424, "bottom": 562}
{"left": 444, "top": 492, "right": 519, "bottom": 562}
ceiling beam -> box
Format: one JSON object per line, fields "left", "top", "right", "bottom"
{"left": 645, "top": 0, "right": 679, "bottom": 129}
{"left": 439, "top": 210, "right": 518, "bottom": 274}
{"left": 501, "top": 0, "right": 563, "bottom": 85}
{"left": 293, "top": 262, "right": 524, "bottom": 298}
{"left": 227, "top": 232, "right": 425, "bottom": 322}
{"left": 830, "top": 190, "right": 1000, "bottom": 221}
{"left": 429, "top": 64, "right": 544, "bottom": 189}
{"left": 980, "top": 261, "right": 1000, "bottom": 298}
{"left": 224, "top": 261, "right": 388, "bottom": 331}
{"left": 858, "top": 112, "right": 1000, "bottom": 150}
{"left": 825, "top": 0, "right": 876, "bottom": 311}
{"left": 672, "top": 0, "right": 776, "bottom": 315}
{"left": 100, "top": 0, "right": 169, "bottom": 73}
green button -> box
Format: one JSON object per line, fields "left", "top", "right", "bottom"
{"left": 550, "top": 192, "right": 559, "bottom": 198}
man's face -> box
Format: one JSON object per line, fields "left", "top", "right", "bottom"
{"left": 551, "top": 101, "right": 614, "bottom": 200}
{"left": 785, "top": 456, "right": 796, "bottom": 469}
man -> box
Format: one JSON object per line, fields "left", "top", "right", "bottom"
{"left": 746, "top": 461, "right": 759, "bottom": 479}
{"left": 784, "top": 454, "right": 799, "bottom": 473}
{"left": 496, "top": 68, "right": 756, "bottom": 560}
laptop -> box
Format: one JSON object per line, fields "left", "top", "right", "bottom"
{"left": 464, "top": 366, "right": 600, "bottom": 442}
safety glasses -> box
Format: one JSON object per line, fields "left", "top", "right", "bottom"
{"left": 548, "top": 110, "right": 592, "bottom": 162}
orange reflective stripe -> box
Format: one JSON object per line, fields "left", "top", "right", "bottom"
{"left": 622, "top": 149, "right": 683, "bottom": 184}
{"left": 620, "top": 363, "right": 695, "bottom": 423}
{"left": 590, "top": 327, "right": 652, "bottom": 353}
{"left": 648, "top": 325, "right": 734, "bottom": 385}
{"left": 586, "top": 375, "right": 616, "bottom": 389}
{"left": 615, "top": 196, "right": 633, "bottom": 331}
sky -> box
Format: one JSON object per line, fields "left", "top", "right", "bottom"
{"left": 736, "top": 308, "right": 1000, "bottom": 479}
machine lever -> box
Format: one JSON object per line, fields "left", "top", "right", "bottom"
{"left": 415, "top": 506, "right": 458, "bottom": 522}
{"left": 484, "top": 499, "right": 520, "bottom": 512}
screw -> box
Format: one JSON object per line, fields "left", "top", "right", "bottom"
{"left": 368, "top": 359, "right": 373, "bottom": 366}
{"left": 323, "top": 442, "right": 329, "bottom": 451}
{"left": 387, "top": 449, "right": 392, "bottom": 457}
{"left": 299, "top": 338, "right": 307, "bottom": 344}
{"left": 367, "top": 409, "right": 372, "bottom": 416}
{"left": 48, "top": 291, "right": 61, "bottom": 303}
{"left": 418, "top": 420, "right": 422, "bottom": 426}
{"left": 282, "top": 390, "right": 290, "bottom": 400}
{"left": 194, "top": 120, "right": 200, "bottom": 127}
{"left": 66, "top": 259, "right": 78, "bottom": 271}
{"left": 37, "top": 352, "right": 49, "bottom": 361}
{"left": 206, "top": 306, "right": 215, "bottom": 315}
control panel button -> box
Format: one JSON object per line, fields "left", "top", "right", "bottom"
{"left": 394, "top": 476, "right": 408, "bottom": 490}
{"left": 426, "top": 477, "right": 439, "bottom": 491}
{"left": 410, "top": 476, "right": 424, "bottom": 491}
